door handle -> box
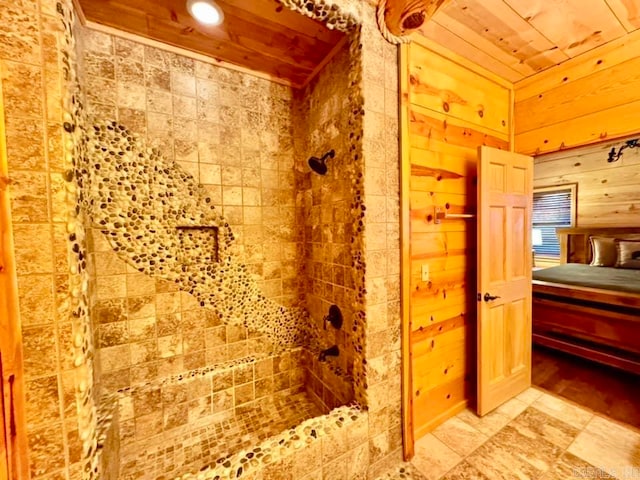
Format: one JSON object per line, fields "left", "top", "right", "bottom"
{"left": 483, "top": 293, "right": 501, "bottom": 302}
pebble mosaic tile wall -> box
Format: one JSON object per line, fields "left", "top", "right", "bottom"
{"left": 77, "top": 14, "right": 368, "bottom": 396}
{"left": 80, "top": 28, "right": 305, "bottom": 308}
{"left": 86, "top": 228, "right": 274, "bottom": 394}
{"left": 295, "top": 1, "right": 405, "bottom": 475}
{"left": 77, "top": 28, "right": 321, "bottom": 403}
{"left": 66, "top": 7, "right": 102, "bottom": 479}
{"left": 80, "top": 118, "right": 307, "bottom": 349}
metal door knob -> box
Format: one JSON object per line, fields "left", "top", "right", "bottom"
{"left": 484, "top": 293, "right": 501, "bottom": 302}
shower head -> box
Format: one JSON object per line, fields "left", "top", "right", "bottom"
{"left": 308, "top": 156, "right": 327, "bottom": 175}
{"left": 308, "top": 149, "right": 335, "bottom": 175}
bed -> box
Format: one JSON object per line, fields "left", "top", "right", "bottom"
{"left": 532, "top": 227, "right": 640, "bottom": 374}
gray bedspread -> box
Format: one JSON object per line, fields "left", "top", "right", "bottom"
{"left": 532, "top": 263, "right": 640, "bottom": 294}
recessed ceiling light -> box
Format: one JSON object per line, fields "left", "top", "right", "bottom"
{"left": 186, "top": 0, "right": 224, "bottom": 26}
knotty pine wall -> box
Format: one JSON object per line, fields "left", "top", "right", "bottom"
{"left": 401, "top": 36, "right": 513, "bottom": 438}
{"left": 514, "top": 30, "right": 640, "bottom": 156}
{"left": 535, "top": 135, "right": 640, "bottom": 228}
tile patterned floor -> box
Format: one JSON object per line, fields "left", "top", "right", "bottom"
{"left": 408, "top": 388, "right": 640, "bottom": 480}
{"left": 119, "top": 390, "right": 324, "bottom": 480}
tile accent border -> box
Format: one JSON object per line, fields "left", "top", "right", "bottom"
{"left": 178, "top": 405, "right": 367, "bottom": 480}
{"left": 56, "top": 0, "right": 100, "bottom": 479}
{"left": 58, "top": 1, "right": 100, "bottom": 478}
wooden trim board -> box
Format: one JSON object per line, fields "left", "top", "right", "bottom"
{"left": 400, "top": 41, "right": 415, "bottom": 461}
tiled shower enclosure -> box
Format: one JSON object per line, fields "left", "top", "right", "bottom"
{"left": 72, "top": 3, "right": 367, "bottom": 479}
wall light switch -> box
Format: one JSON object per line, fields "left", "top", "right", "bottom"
{"left": 421, "top": 264, "right": 429, "bottom": 282}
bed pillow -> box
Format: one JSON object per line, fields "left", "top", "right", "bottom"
{"left": 590, "top": 236, "right": 617, "bottom": 266}
{"left": 615, "top": 239, "right": 640, "bottom": 269}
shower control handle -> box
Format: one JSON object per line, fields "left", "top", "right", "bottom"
{"left": 323, "top": 304, "right": 343, "bottom": 330}
{"left": 319, "top": 345, "right": 339, "bottom": 361}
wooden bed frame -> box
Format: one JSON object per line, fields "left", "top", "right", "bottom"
{"left": 532, "top": 227, "right": 640, "bottom": 374}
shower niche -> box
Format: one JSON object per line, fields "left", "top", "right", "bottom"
{"left": 73, "top": 2, "right": 365, "bottom": 479}
{"left": 176, "top": 226, "right": 220, "bottom": 265}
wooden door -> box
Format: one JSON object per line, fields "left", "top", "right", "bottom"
{"left": 477, "top": 146, "right": 533, "bottom": 416}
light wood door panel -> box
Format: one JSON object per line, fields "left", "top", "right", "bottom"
{"left": 477, "top": 146, "right": 533, "bottom": 416}
{"left": 408, "top": 42, "right": 511, "bottom": 136}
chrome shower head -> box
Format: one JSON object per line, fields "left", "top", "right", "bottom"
{"left": 308, "top": 149, "right": 335, "bottom": 175}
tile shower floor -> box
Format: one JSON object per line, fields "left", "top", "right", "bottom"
{"left": 120, "top": 390, "right": 324, "bottom": 480}
{"left": 380, "top": 387, "right": 640, "bottom": 480}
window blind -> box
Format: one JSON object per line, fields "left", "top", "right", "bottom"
{"left": 532, "top": 188, "right": 573, "bottom": 257}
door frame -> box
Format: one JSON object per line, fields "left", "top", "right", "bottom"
{"left": 399, "top": 41, "right": 414, "bottom": 460}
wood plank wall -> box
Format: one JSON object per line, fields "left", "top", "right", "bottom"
{"left": 514, "top": 30, "right": 640, "bottom": 155}
{"left": 535, "top": 135, "right": 640, "bottom": 227}
{"left": 401, "top": 36, "right": 513, "bottom": 438}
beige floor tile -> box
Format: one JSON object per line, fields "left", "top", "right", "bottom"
{"left": 538, "top": 452, "right": 603, "bottom": 480}
{"left": 532, "top": 392, "right": 593, "bottom": 429}
{"left": 455, "top": 408, "right": 512, "bottom": 437}
{"left": 402, "top": 392, "right": 639, "bottom": 480}
{"left": 440, "top": 461, "right": 490, "bottom": 480}
{"left": 515, "top": 387, "right": 544, "bottom": 406}
{"left": 495, "top": 397, "right": 528, "bottom": 420}
{"left": 568, "top": 415, "right": 640, "bottom": 477}
{"left": 432, "top": 417, "right": 488, "bottom": 457}
{"left": 464, "top": 433, "right": 542, "bottom": 480}
{"left": 488, "top": 424, "right": 564, "bottom": 472}
{"left": 412, "top": 434, "right": 462, "bottom": 480}
{"left": 510, "top": 407, "right": 580, "bottom": 450}
{"left": 374, "top": 462, "right": 427, "bottom": 480}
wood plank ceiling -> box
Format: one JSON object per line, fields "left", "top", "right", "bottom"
{"left": 74, "top": 0, "right": 346, "bottom": 88}
{"left": 421, "top": 0, "right": 640, "bottom": 82}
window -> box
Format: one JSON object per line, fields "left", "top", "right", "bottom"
{"left": 532, "top": 184, "right": 577, "bottom": 258}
